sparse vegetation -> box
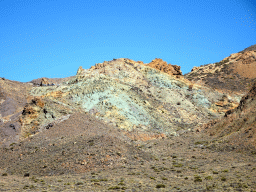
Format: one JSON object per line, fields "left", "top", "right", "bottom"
{"left": 156, "top": 184, "right": 165, "bottom": 188}
{"left": 205, "top": 176, "right": 213, "bottom": 180}
{"left": 194, "top": 175, "right": 202, "bottom": 182}
{"left": 221, "top": 176, "right": 227, "bottom": 181}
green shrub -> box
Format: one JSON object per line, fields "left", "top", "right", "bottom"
{"left": 91, "top": 179, "right": 100, "bottom": 182}
{"left": 173, "top": 163, "right": 183, "bottom": 167}
{"left": 108, "top": 186, "right": 120, "bottom": 190}
{"left": 156, "top": 184, "right": 165, "bottom": 188}
{"left": 194, "top": 175, "right": 202, "bottom": 182}
{"left": 205, "top": 176, "right": 213, "bottom": 180}
{"left": 1, "top": 173, "right": 7, "bottom": 176}
{"left": 221, "top": 177, "right": 226, "bottom": 181}
{"left": 23, "top": 185, "right": 29, "bottom": 189}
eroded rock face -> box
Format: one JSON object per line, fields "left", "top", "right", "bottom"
{"left": 19, "top": 96, "right": 73, "bottom": 138}
{"left": 28, "top": 58, "right": 239, "bottom": 137}
{"left": 147, "top": 58, "right": 182, "bottom": 76}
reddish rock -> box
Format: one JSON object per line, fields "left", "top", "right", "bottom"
{"left": 147, "top": 58, "right": 182, "bottom": 75}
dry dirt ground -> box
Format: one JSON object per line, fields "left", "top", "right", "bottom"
{"left": 0, "top": 112, "right": 255, "bottom": 191}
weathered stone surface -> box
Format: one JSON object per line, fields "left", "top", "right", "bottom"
{"left": 76, "top": 66, "right": 84, "bottom": 76}
{"left": 40, "top": 78, "right": 49, "bottom": 86}
{"left": 146, "top": 58, "right": 182, "bottom": 75}
{"left": 28, "top": 58, "right": 239, "bottom": 137}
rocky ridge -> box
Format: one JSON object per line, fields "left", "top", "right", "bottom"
{"left": 23, "top": 58, "right": 240, "bottom": 142}
{"left": 185, "top": 48, "right": 256, "bottom": 94}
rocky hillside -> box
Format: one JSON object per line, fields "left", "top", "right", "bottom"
{"left": 0, "top": 58, "right": 241, "bottom": 148}
{"left": 239, "top": 44, "right": 256, "bottom": 53}
{"left": 1, "top": 56, "right": 256, "bottom": 191}
{"left": 203, "top": 82, "right": 256, "bottom": 151}
{"left": 185, "top": 45, "right": 256, "bottom": 94}
{"left": 22, "top": 59, "right": 241, "bottom": 142}
{"left": 0, "top": 78, "right": 32, "bottom": 147}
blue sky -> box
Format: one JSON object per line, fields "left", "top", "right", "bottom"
{"left": 0, "top": 0, "right": 255, "bottom": 82}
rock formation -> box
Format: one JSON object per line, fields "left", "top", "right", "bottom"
{"left": 26, "top": 58, "right": 239, "bottom": 138}
{"left": 147, "top": 58, "right": 182, "bottom": 76}
{"left": 40, "top": 78, "right": 49, "bottom": 86}
{"left": 76, "top": 66, "right": 84, "bottom": 76}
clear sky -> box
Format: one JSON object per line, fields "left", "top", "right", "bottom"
{"left": 1, "top": 0, "right": 255, "bottom": 82}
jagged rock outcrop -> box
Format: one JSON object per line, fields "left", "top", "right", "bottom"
{"left": 76, "top": 66, "right": 84, "bottom": 76}
{"left": 147, "top": 58, "right": 182, "bottom": 76}
{"left": 27, "top": 58, "right": 239, "bottom": 138}
{"left": 40, "top": 78, "right": 49, "bottom": 86}
{"left": 19, "top": 96, "right": 73, "bottom": 138}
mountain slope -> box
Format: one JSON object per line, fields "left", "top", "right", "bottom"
{"left": 185, "top": 45, "right": 256, "bottom": 94}
{"left": 0, "top": 57, "right": 256, "bottom": 191}
{"left": 0, "top": 78, "right": 33, "bottom": 147}
{"left": 203, "top": 82, "right": 256, "bottom": 151}
{"left": 21, "top": 58, "right": 240, "bottom": 141}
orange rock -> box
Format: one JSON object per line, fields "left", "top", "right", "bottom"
{"left": 147, "top": 58, "right": 182, "bottom": 75}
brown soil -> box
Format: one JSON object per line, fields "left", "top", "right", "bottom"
{"left": 203, "top": 82, "right": 256, "bottom": 152}
{"left": 231, "top": 60, "right": 256, "bottom": 79}
{"left": 0, "top": 121, "right": 255, "bottom": 191}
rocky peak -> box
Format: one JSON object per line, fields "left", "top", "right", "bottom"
{"left": 76, "top": 66, "right": 84, "bottom": 76}
{"left": 146, "top": 58, "right": 182, "bottom": 76}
